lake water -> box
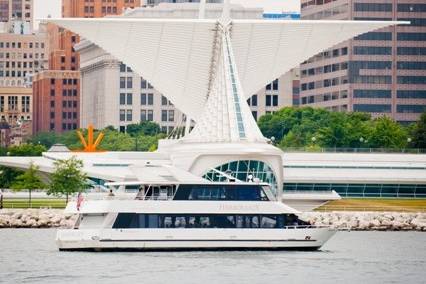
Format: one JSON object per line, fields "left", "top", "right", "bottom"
{"left": 0, "top": 230, "right": 424, "bottom": 284}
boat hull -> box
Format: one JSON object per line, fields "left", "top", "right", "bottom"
{"left": 56, "top": 227, "right": 336, "bottom": 251}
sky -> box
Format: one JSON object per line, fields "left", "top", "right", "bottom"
{"left": 34, "top": 0, "right": 300, "bottom": 28}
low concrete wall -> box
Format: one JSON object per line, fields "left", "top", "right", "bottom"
{"left": 1, "top": 209, "right": 425, "bottom": 231}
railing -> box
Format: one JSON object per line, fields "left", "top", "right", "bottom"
{"left": 1, "top": 199, "right": 67, "bottom": 209}
{"left": 282, "top": 147, "right": 426, "bottom": 154}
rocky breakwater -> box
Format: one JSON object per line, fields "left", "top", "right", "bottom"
{"left": 300, "top": 211, "right": 426, "bottom": 231}
{"left": 0, "top": 209, "right": 77, "bottom": 229}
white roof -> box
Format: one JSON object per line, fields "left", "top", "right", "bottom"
{"left": 45, "top": 18, "right": 404, "bottom": 121}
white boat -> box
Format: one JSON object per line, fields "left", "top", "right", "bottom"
{"left": 57, "top": 181, "right": 336, "bottom": 251}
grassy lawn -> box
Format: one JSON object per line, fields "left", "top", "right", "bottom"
{"left": 316, "top": 198, "right": 426, "bottom": 212}
{"left": 1, "top": 199, "right": 67, "bottom": 209}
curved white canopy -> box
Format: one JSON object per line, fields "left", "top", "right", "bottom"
{"left": 46, "top": 18, "right": 405, "bottom": 121}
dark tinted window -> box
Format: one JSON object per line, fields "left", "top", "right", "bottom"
{"left": 112, "top": 213, "right": 305, "bottom": 229}
{"left": 173, "top": 184, "right": 268, "bottom": 201}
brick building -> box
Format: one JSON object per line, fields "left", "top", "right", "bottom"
{"left": 32, "top": 70, "right": 80, "bottom": 133}
{"left": 300, "top": 0, "right": 426, "bottom": 124}
{"left": 32, "top": 0, "right": 140, "bottom": 134}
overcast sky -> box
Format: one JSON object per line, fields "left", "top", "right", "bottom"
{"left": 34, "top": 0, "right": 300, "bottom": 28}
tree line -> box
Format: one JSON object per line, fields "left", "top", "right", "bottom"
{"left": 258, "top": 107, "right": 426, "bottom": 150}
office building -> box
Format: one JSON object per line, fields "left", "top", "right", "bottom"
{"left": 300, "top": 0, "right": 426, "bottom": 124}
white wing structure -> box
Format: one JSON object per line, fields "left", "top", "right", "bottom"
{"left": 46, "top": 18, "right": 404, "bottom": 142}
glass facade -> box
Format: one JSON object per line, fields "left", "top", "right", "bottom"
{"left": 203, "top": 160, "right": 278, "bottom": 194}
{"left": 284, "top": 183, "right": 426, "bottom": 198}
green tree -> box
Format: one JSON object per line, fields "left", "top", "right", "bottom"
{"left": 11, "top": 162, "right": 46, "bottom": 207}
{"left": 27, "top": 132, "right": 58, "bottom": 148}
{"left": 48, "top": 157, "right": 88, "bottom": 202}
{"left": 369, "top": 116, "right": 408, "bottom": 149}
{"left": 0, "top": 166, "right": 22, "bottom": 188}
{"left": 412, "top": 112, "right": 426, "bottom": 149}
{"left": 126, "top": 121, "right": 161, "bottom": 137}
{"left": 8, "top": 143, "right": 46, "bottom": 156}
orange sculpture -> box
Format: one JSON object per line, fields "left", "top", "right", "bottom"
{"left": 76, "top": 124, "right": 105, "bottom": 152}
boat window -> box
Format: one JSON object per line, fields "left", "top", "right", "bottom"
{"left": 173, "top": 184, "right": 269, "bottom": 201}
{"left": 112, "top": 213, "right": 305, "bottom": 229}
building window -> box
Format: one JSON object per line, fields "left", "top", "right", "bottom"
{"left": 272, "top": 95, "right": 278, "bottom": 106}
{"left": 120, "top": 63, "right": 126, "bottom": 72}
{"left": 397, "top": 62, "right": 426, "bottom": 70}
{"left": 355, "top": 32, "right": 392, "bottom": 41}
{"left": 397, "top": 105, "right": 426, "bottom": 113}
{"left": 140, "top": 110, "right": 147, "bottom": 121}
{"left": 119, "top": 110, "right": 125, "bottom": 121}
{"left": 397, "top": 76, "right": 426, "bottom": 85}
{"left": 147, "top": 110, "right": 153, "bottom": 121}
{"left": 161, "top": 110, "right": 167, "bottom": 122}
{"left": 265, "top": 95, "right": 271, "bottom": 107}
{"left": 161, "top": 96, "right": 168, "bottom": 106}
{"left": 127, "top": 77, "right": 133, "bottom": 88}
{"left": 397, "top": 33, "right": 426, "bottom": 41}
{"left": 351, "top": 76, "right": 392, "bottom": 84}
{"left": 272, "top": 79, "right": 279, "bottom": 91}
{"left": 141, "top": 79, "right": 147, "bottom": 89}
{"left": 397, "top": 47, "right": 426, "bottom": 56}
{"left": 119, "top": 93, "right": 126, "bottom": 105}
{"left": 126, "top": 110, "right": 132, "bottom": 121}
{"left": 397, "top": 90, "right": 426, "bottom": 99}
{"left": 168, "top": 110, "right": 174, "bottom": 122}
{"left": 126, "top": 93, "right": 132, "bottom": 105}
{"left": 248, "top": 95, "right": 258, "bottom": 107}
{"left": 353, "top": 104, "right": 392, "bottom": 113}
{"left": 354, "top": 3, "right": 392, "bottom": 12}
{"left": 354, "top": 46, "right": 392, "bottom": 55}
{"left": 397, "top": 4, "right": 426, "bottom": 13}
{"left": 353, "top": 90, "right": 391, "bottom": 98}
{"left": 119, "top": 77, "right": 125, "bottom": 89}
{"left": 22, "top": 96, "right": 30, "bottom": 113}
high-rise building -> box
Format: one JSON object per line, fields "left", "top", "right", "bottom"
{"left": 0, "top": 0, "right": 33, "bottom": 34}
{"left": 32, "top": 0, "right": 141, "bottom": 134}
{"left": 300, "top": 0, "right": 426, "bottom": 124}
{"left": 76, "top": 3, "right": 298, "bottom": 133}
